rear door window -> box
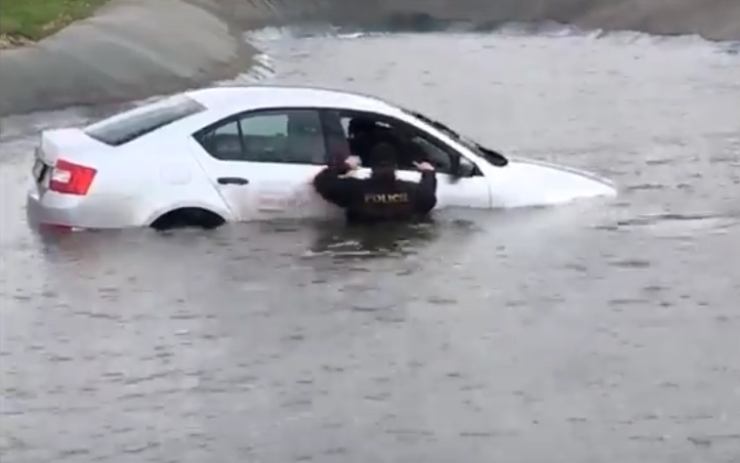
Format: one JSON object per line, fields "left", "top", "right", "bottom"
{"left": 85, "top": 96, "right": 206, "bottom": 146}
{"left": 196, "top": 109, "right": 328, "bottom": 165}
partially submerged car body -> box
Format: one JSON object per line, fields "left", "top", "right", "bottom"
{"left": 27, "top": 85, "right": 616, "bottom": 230}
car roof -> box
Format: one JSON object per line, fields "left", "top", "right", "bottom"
{"left": 184, "top": 85, "right": 403, "bottom": 115}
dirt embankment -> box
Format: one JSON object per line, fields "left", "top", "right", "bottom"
{"left": 1, "top": 0, "right": 739, "bottom": 117}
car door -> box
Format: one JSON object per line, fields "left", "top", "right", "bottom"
{"left": 188, "top": 108, "right": 337, "bottom": 221}
{"left": 326, "top": 109, "right": 492, "bottom": 210}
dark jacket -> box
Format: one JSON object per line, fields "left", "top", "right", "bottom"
{"left": 313, "top": 165, "right": 438, "bottom": 223}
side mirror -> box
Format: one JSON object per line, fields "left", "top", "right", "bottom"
{"left": 451, "top": 155, "right": 476, "bottom": 178}
{"left": 459, "top": 157, "right": 476, "bottom": 176}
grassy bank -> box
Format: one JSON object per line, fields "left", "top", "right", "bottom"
{"left": 0, "top": 0, "right": 109, "bottom": 44}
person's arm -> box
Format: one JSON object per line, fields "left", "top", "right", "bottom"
{"left": 413, "top": 162, "right": 438, "bottom": 214}
{"left": 313, "top": 157, "right": 360, "bottom": 209}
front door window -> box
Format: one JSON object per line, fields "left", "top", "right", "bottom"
{"left": 328, "top": 109, "right": 477, "bottom": 176}
{"left": 322, "top": 108, "right": 491, "bottom": 210}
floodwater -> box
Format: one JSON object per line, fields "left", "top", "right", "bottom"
{"left": 2, "top": 29, "right": 740, "bottom": 462}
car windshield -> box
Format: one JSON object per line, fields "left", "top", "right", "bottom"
{"left": 85, "top": 95, "right": 206, "bottom": 146}
{"left": 403, "top": 108, "right": 508, "bottom": 166}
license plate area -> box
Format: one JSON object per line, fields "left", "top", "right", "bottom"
{"left": 32, "top": 157, "right": 52, "bottom": 193}
{"left": 32, "top": 159, "right": 48, "bottom": 181}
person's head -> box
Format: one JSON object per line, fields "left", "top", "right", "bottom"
{"left": 370, "top": 142, "right": 398, "bottom": 179}
{"left": 348, "top": 117, "right": 376, "bottom": 138}
{"left": 348, "top": 117, "right": 376, "bottom": 161}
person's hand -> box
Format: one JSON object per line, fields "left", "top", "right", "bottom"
{"left": 413, "top": 161, "right": 435, "bottom": 172}
{"left": 345, "top": 155, "right": 361, "bottom": 171}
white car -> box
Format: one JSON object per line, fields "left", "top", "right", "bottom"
{"left": 27, "top": 85, "right": 616, "bottom": 230}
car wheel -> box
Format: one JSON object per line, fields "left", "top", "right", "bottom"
{"left": 150, "top": 207, "right": 226, "bottom": 231}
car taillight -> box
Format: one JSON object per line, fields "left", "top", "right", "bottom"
{"left": 49, "top": 159, "right": 97, "bottom": 195}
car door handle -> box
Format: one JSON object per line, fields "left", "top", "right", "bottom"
{"left": 217, "top": 177, "right": 249, "bottom": 185}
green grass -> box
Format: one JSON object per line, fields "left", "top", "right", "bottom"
{"left": 0, "top": 0, "right": 109, "bottom": 41}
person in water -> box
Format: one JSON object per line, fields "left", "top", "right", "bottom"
{"left": 313, "top": 141, "right": 437, "bottom": 223}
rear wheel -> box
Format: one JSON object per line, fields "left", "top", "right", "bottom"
{"left": 150, "top": 208, "right": 225, "bottom": 231}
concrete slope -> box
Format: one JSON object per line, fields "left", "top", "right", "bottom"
{"left": 1, "top": 0, "right": 739, "bottom": 117}
{"left": 0, "top": 0, "right": 253, "bottom": 117}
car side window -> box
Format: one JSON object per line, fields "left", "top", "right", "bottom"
{"left": 202, "top": 119, "right": 242, "bottom": 160}
{"left": 406, "top": 133, "right": 454, "bottom": 173}
{"left": 196, "top": 109, "right": 328, "bottom": 165}
{"left": 334, "top": 111, "right": 460, "bottom": 174}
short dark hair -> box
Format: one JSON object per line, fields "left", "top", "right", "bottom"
{"left": 348, "top": 117, "right": 376, "bottom": 135}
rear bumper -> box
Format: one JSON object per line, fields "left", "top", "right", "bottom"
{"left": 26, "top": 188, "right": 140, "bottom": 230}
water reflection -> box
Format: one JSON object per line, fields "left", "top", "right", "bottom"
{"left": 27, "top": 219, "right": 444, "bottom": 275}
{"left": 306, "top": 221, "right": 440, "bottom": 258}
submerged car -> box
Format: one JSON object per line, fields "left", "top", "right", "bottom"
{"left": 27, "top": 85, "right": 616, "bottom": 230}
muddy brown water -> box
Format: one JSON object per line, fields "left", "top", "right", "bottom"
{"left": 2, "top": 29, "right": 740, "bottom": 462}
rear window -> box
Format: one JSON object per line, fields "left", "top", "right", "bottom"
{"left": 84, "top": 96, "right": 206, "bottom": 146}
